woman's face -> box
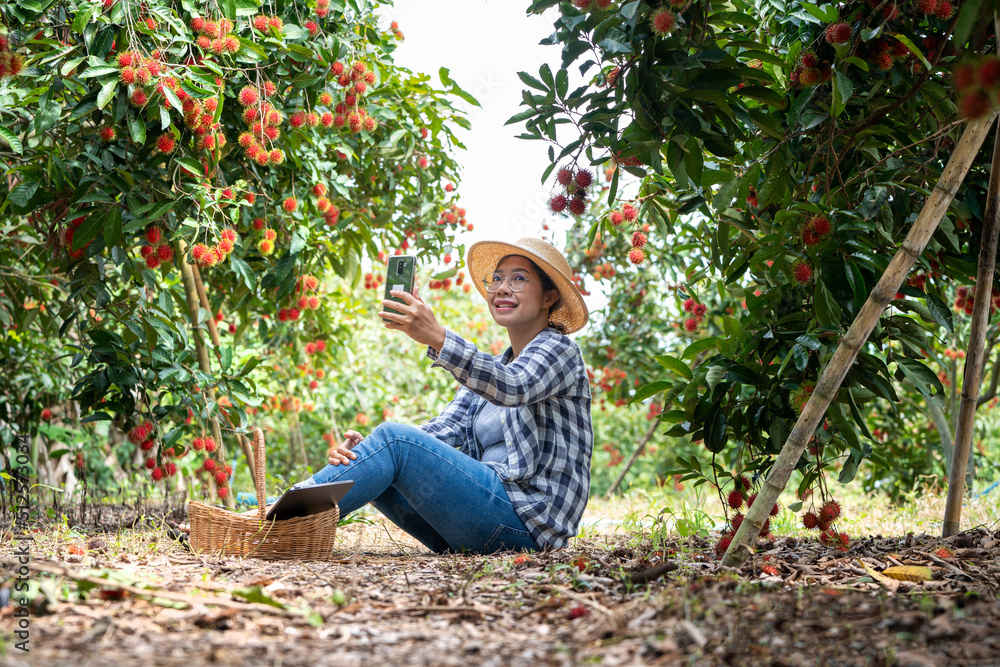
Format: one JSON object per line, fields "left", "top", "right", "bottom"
{"left": 486, "top": 256, "right": 559, "bottom": 332}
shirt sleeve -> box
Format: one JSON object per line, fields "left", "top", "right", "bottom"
{"left": 427, "top": 329, "right": 583, "bottom": 408}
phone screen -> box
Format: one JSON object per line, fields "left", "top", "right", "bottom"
{"left": 383, "top": 255, "right": 415, "bottom": 320}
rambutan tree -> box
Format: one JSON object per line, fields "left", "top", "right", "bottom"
{"left": 0, "top": 0, "right": 476, "bottom": 503}
{"left": 513, "top": 0, "right": 1000, "bottom": 556}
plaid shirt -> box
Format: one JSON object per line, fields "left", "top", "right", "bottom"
{"left": 421, "top": 327, "right": 593, "bottom": 549}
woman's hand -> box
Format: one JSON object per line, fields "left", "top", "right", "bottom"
{"left": 328, "top": 430, "right": 363, "bottom": 466}
{"left": 379, "top": 283, "right": 447, "bottom": 351}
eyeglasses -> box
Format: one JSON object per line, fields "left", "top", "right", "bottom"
{"left": 483, "top": 271, "right": 532, "bottom": 293}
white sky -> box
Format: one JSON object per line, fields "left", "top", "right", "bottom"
{"left": 386, "top": 1, "right": 567, "bottom": 250}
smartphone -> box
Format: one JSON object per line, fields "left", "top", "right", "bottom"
{"left": 383, "top": 254, "right": 415, "bottom": 321}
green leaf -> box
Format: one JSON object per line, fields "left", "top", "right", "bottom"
{"left": 231, "top": 586, "right": 286, "bottom": 608}
{"left": 703, "top": 405, "right": 728, "bottom": 453}
{"left": 653, "top": 354, "right": 693, "bottom": 380}
{"left": 72, "top": 5, "right": 95, "bottom": 32}
{"left": 926, "top": 293, "right": 954, "bottom": 333}
{"left": 896, "top": 356, "right": 945, "bottom": 404}
{"left": 799, "top": 1, "right": 839, "bottom": 24}
{"left": 129, "top": 116, "right": 146, "bottom": 145}
{"left": 7, "top": 179, "right": 37, "bottom": 207}
{"left": 831, "top": 71, "right": 854, "bottom": 119}
{"left": 891, "top": 34, "right": 931, "bottom": 71}
{"left": 72, "top": 213, "right": 104, "bottom": 250}
{"left": 630, "top": 381, "right": 673, "bottom": 405}
{"left": 954, "top": 0, "right": 985, "bottom": 47}
{"left": 97, "top": 79, "right": 118, "bottom": 109}
{"left": 814, "top": 280, "right": 841, "bottom": 328}
{"left": 682, "top": 337, "right": 719, "bottom": 360}
{"left": 103, "top": 207, "right": 123, "bottom": 248}
{"left": 517, "top": 71, "right": 548, "bottom": 92}
{"left": 0, "top": 127, "right": 22, "bottom": 155}
{"left": 748, "top": 109, "right": 785, "bottom": 140}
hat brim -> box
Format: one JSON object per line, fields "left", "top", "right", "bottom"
{"left": 467, "top": 239, "right": 589, "bottom": 335}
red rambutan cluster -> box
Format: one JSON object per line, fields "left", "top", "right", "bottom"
{"left": 0, "top": 35, "right": 24, "bottom": 79}
{"left": 955, "top": 56, "right": 1000, "bottom": 119}
{"left": 790, "top": 51, "right": 833, "bottom": 87}
{"left": 548, "top": 166, "right": 594, "bottom": 219}
{"left": 434, "top": 203, "right": 471, "bottom": 231}
{"left": 138, "top": 226, "right": 175, "bottom": 270}
{"left": 801, "top": 213, "right": 833, "bottom": 246}
{"left": 954, "top": 285, "right": 975, "bottom": 315}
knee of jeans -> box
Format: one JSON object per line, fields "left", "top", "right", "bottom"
{"left": 371, "top": 421, "right": 405, "bottom": 443}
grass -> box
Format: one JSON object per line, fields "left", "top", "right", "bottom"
{"left": 577, "top": 472, "right": 1000, "bottom": 545}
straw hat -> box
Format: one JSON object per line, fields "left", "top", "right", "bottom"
{"left": 467, "top": 237, "right": 589, "bottom": 334}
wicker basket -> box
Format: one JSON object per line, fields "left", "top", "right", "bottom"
{"left": 188, "top": 427, "right": 340, "bottom": 560}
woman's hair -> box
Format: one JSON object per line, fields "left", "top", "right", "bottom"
{"left": 498, "top": 255, "right": 566, "bottom": 333}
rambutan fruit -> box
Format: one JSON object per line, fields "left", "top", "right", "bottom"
{"left": 157, "top": 244, "right": 175, "bottom": 263}
{"left": 631, "top": 231, "right": 647, "bottom": 248}
{"left": 145, "top": 458, "right": 156, "bottom": 469}
{"left": 629, "top": 248, "right": 646, "bottom": 265}
{"left": 156, "top": 243, "right": 174, "bottom": 263}
{"left": 819, "top": 499, "right": 841, "bottom": 522}
{"left": 958, "top": 90, "right": 990, "bottom": 120}
{"left": 290, "top": 111, "right": 306, "bottom": 128}
{"left": 332, "top": 61, "right": 344, "bottom": 76}
{"left": 802, "top": 511, "right": 819, "bottom": 529}
{"left": 727, "top": 489, "right": 744, "bottom": 510}
{"left": 934, "top": 0, "right": 954, "bottom": 19}
{"left": 979, "top": 58, "right": 1000, "bottom": 89}
{"left": 151, "top": 467, "right": 164, "bottom": 481}
{"left": 135, "top": 67, "right": 152, "bottom": 85}
{"left": 792, "top": 261, "right": 813, "bottom": 284}
{"left": 568, "top": 196, "right": 587, "bottom": 216}
{"left": 119, "top": 67, "right": 137, "bottom": 85}
{"left": 282, "top": 197, "right": 297, "bottom": 213}
{"left": 361, "top": 115, "right": 376, "bottom": 132}
{"left": 263, "top": 81, "right": 277, "bottom": 97}
{"left": 258, "top": 238, "right": 274, "bottom": 255}
{"left": 872, "top": 52, "right": 894, "bottom": 72}
{"left": 609, "top": 211, "right": 624, "bottom": 226}
{"left": 621, "top": 203, "right": 638, "bottom": 222}
{"left": 214, "top": 470, "right": 227, "bottom": 485}
{"left": 191, "top": 16, "right": 206, "bottom": 33}
{"left": 145, "top": 227, "right": 163, "bottom": 245}
{"left": 810, "top": 215, "right": 831, "bottom": 237}
{"left": 715, "top": 536, "right": 732, "bottom": 558}
{"left": 264, "top": 229, "right": 277, "bottom": 242}
{"left": 100, "top": 126, "right": 116, "bottom": 141}
{"left": 129, "top": 89, "right": 148, "bottom": 107}
{"left": 575, "top": 169, "right": 593, "bottom": 188}
{"left": 824, "top": 22, "right": 851, "bottom": 45}
{"left": 731, "top": 513, "right": 744, "bottom": 532}
{"left": 321, "top": 112, "right": 334, "bottom": 127}
{"left": 548, "top": 194, "right": 568, "bottom": 213}
{"left": 650, "top": 9, "right": 677, "bottom": 36}
{"left": 269, "top": 149, "right": 285, "bottom": 165}
{"left": 155, "top": 133, "right": 176, "bottom": 153}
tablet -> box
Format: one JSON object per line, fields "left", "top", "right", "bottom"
{"left": 264, "top": 480, "right": 354, "bottom": 521}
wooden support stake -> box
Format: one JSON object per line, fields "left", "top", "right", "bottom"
{"left": 942, "top": 125, "right": 1000, "bottom": 536}
{"left": 191, "top": 264, "right": 257, "bottom": 478}
{"left": 721, "top": 113, "right": 998, "bottom": 567}
{"left": 176, "top": 240, "right": 234, "bottom": 508}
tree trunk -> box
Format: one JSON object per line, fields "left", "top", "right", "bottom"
{"left": 604, "top": 419, "right": 660, "bottom": 498}
{"left": 176, "top": 240, "right": 234, "bottom": 508}
{"left": 721, "top": 113, "right": 998, "bottom": 567}
{"left": 942, "top": 124, "right": 1000, "bottom": 536}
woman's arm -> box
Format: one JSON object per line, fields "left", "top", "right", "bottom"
{"left": 430, "top": 329, "right": 584, "bottom": 408}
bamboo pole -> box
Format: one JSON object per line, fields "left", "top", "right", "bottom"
{"left": 176, "top": 240, "right": 234, "bottom": 508}
{"left": 942, "top": 124, "right": 1000, "bottom": 536}
{"left": 604, "top": 419, "right": 659, "bottom": 498}
{"left": 721, "top": 112, "right": 998, "bottom": 567}
{"left": 191, "top": 264, "right": 257, "bottom": 476}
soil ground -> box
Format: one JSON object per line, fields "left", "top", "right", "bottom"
{"left": 1, "top": 503, "right": 998, "bottom": 667}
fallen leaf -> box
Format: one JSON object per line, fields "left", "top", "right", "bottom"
{"left": 882, "top": 566, "right": 933, "bottom": 582}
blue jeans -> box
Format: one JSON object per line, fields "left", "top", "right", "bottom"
{"left": 297, "top": 422, "right": 539, "bottom": 554}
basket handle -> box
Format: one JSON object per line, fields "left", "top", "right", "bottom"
{"left": 252, "top": 427, "right": 267, "bottom": 523}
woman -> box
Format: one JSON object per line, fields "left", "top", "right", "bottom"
{"left": 297, "top": 237, "right": 593, "bottom": 553}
